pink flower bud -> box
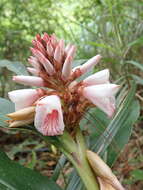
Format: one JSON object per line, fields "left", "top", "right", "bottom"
{"left": 67, "top": 45, "right": 76, "bottom": 58}
{"left": 62, "top": 46, "right": 76, "bottom": 80}
{"left": 72, "top": 55, "right": 101, "bottom": 78}
{"left": 83, "top": 69, "right": 109, "bottom": 86}
{"left": 46, "top": 42, "right": 54, "bottom": 56}
{"left": 80, "top": 54, "right": 101, "bottom": 74}
{"left": 82, "top": 84, "right": 120, "bottom": 117}
{"left": 62, "top": 56, "right": 72, "bottom": 80}
{"left": 65, "top": 44, "right": 72, "bottom": 54}
{"left": 42, "top": 33, "right": 50, "bottom": 43}
{"left": 30, "top": 48, "right": 55, "bottom": 75}
{"left": 8, "top": 89, "right": 40, "bottom": 110}
{"left": 59, "top": 39, "right": 65, "bottom": 52}
{"left": 34, "top": 95, "right": 64, "bottom": 136}
{"left": 54, "top": 44, "right": 63, "bottom": 63}
{"left": 28, "top": 56, "right": 40, "bottom": 70}
{"left": 50, "top": 34, "right": 58, "bottom": 47}
{"left": 27, "top": 67, "right": 39, "bottom": 76}
{"left": 13, "top": 76, "right": 44, "bottom": 87}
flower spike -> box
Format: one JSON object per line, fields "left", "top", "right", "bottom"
{"left": 7, "top": 33, "right": 119, "bottom": 135}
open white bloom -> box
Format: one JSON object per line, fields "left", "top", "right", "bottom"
{"left": 82, "top": 84, "right": 119, "bottom": 117}
{"left": 83, "top": 69, "right": 109, "bottom": 86}
{"left": 8, "top": 89, "right": 40, "bottom": 110}
{"left": 34, "top": 95, "right": 64, "bottom": 136}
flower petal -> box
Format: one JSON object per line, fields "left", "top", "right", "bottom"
{"left": 83, "top": 69, "right": 109, "bottom": 86}
{"left": 8, "top": 89, "right": 40, "bottom": 110}
{"left": 83, "top": 84, "right": 119, "bottom": 117}
{"left": 34, "top": 95, "right": 64, "bottom": 136}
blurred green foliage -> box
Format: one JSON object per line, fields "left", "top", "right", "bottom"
{"left": 0, "top": 0, "right": 143, "bottom": 63}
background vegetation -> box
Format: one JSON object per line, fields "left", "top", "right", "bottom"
{"left": 0, "top": 0, "right": 143, "bottom": 189}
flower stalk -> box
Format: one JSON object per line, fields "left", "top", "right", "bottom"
{"left": 57, "top": 129, "right": 99, "bottom": 190}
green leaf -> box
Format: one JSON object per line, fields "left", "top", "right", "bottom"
{"left": 66, "top": 170, "right": 85, "bottom": 190}
{"left": 127, "top": 36, "right": 143, "bottom": 47}
{"left": 91, "top": 82, "right": 137, "bottom": 158}
{"left": 0, "top": 60, "right": 28, "bottom": 75}
{"left": 0, "top": 183, "right": 10, "bottom": 190}
{"left": 107, "top": 100, "right": 140, "bottom": 165}
{"left": 0, "top": 98, "right": 14, "bottom": 127}
{"left": 126, "top": 60, "right": 143, "bottom": 71}
{"left": 0, "top": 150, "right": 62, "bottom": 190}
{"left": 131, "top": 74, "right": 143, "bottom": 85}
{"left": 52, "top": 154, "right": 67, "bottom": 181}
{"left": 131, "top": 169, "right": 143, "bottom": 181}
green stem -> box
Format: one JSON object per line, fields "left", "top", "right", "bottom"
{"left": 58, "top": 130, "right": 99, "bottom": 190}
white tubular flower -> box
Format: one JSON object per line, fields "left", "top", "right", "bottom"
{"left": 34, "top": 95, "right": 65, "bottom": 136}
{"left": 83, "top": 69, "right": 109, "bottom": 86}
{"left": 13, "top": 76, "right": 44, "bottom": 87}
{"left": 8, "top": 89, "right": 40, "bottom": 110}
{"left": 82, "top": 84, "right": 120, "bottom": 117}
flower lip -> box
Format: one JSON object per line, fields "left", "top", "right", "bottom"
{"left": 34, "top": 95, "right": 65, "bottom": 136}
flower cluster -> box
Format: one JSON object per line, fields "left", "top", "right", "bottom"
{"left": 7, "top": 33, "right": 119, "bottom": 136}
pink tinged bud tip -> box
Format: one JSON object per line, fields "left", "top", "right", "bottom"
{"left": 8, "top": 89, "right": 40, "bottom": 111}
{"left": 30, "top": 49, "right": 55, "bottom": 75}
{"left": 59, "top": 39, "right": 65, "bottom": 52}
{"left": 83, "top": 69, "right": 109, "bottom": 86}
{"left": 13, "top": 75, "right": 44, "bottom": 87}
{"left": 62, "top": 45, "right": 76, "bottom": 80}
{"left": 34, "top": 95, "right": 64, "bottom": 136}
{"left": 27, "top": 67, "right": 39, "bottom": 76}
{"left": 83, "top": 84, "right": 120, "bottom": 117}
{"left": 65, "top": 44, "right": 72, "bottom": 54}
{"left": 47, "top": 42, "right": 54, "bottom": 56}
{"left": 54, "top": 44, "right": 63, "bottom": 63}
{"left": 28, "top": 56, "right": 40, "bottom": 70}
{"left": 50, "top": 34, "right": 58, "bottom": 47}
{"left": 42, "top": 33, "right": 50, "bottom": 43}
{"left": 80, "top": 54, "right": 102, "bottom": 74}
{"left": 62, "top": 56, "right": 72, "bottom": 80}
{"left": 36, "top": 40, "right": 46, "bottom": 54}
